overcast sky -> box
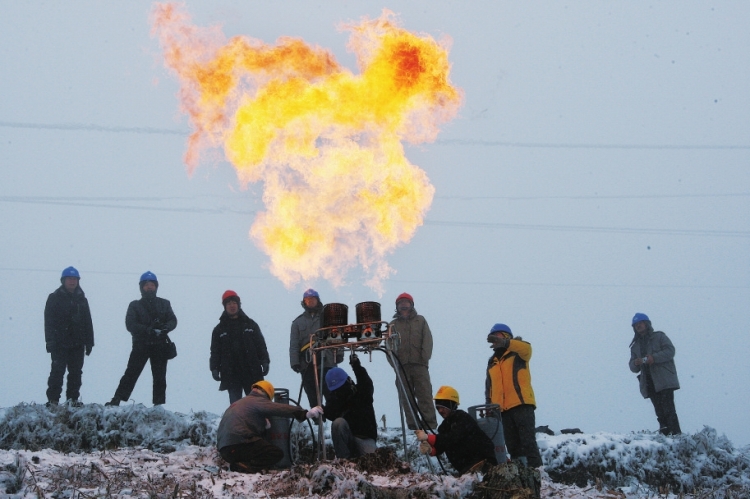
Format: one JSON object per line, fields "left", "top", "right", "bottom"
{"left": 1, "top": 2, "right": 749, "bottom": 446}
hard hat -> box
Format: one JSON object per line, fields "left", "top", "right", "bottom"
{"left": 61, "top": 266, "right": 80, "bottom": 280}
{"left": 325, "top": 367, "right": 349, "bottom": 391}
{"left": 632, "top": 313, "right": 650, "bottom": 326}
{"left": 252, "top": 380, "right": 274, "bottom": 400}
{"left": 490, "top": 323, "right": 513, "bottom": 338}
{"left": 396, "top": 292, "right": 413, "bottom": 305}
{"left": 434, "top": 385, "right": 460, "bottom": 405}
{"left": 139, "top": 271, "right": 158, "bottom": 285}
{"left": 222, "top": 290, "right": 240, "bottom": 305}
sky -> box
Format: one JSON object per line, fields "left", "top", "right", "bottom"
{"left": 1, "top": 2, "right": 749, "bottom": 446}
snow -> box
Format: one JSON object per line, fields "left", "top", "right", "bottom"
{"left": 1, "top": 403, "right": 748, "bottom": 498}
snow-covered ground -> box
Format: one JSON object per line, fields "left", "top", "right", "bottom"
{"left": 0, "top": 403, "right": 748, "bottom": 498}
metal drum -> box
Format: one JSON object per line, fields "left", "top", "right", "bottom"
{"left": 355, "top": 301, "right": 382, "bottom": 338}
{"left": 269, "top": 388, "right": 292, "bottom": 468}
{"left": 468, "top": 403, "right": 508, "bottom": 464}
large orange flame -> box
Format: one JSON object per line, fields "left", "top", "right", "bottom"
{"left": 151, "top": 4, "right": 462, "bottom": 291}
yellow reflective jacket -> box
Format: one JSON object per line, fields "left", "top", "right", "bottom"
{"left": 484, "top": 338, "right": 536, "bottom": 411}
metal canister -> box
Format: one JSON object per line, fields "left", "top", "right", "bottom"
{"left": 269, "top": 388, "right": 292, "bottom": 468}
{"left": 468, "top": 403, "right": 508, "bottom": 464}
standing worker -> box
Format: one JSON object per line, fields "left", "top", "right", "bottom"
{"left": 629, "top": 313, "right": 681, "bottom": 435}
{"left": 389, "top": 292, "right": 437, "bottom": 430}
{"left": 485, "top": 323, "right": 542, "bottom": 468}
{"left": 217, "top": 380, "right": 322, "bottom": 473}
{"left": 322, "top": 354, "right": 378, "bottom": 459}
{"left": 210, "top": 290, "right": 270, "bottom": 404}
{"left": 44, "top": 266, "right": 95, "bottom": 407}
{"left": 106, "top": 271, "right": 177, "bottom": 407}
{"left": 416, "top": 386, "right": 497, "bottom": 475}
{"left": 289, "top": 288, "right": 343, "bottom": 407}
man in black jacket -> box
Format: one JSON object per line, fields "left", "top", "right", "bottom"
{"left": 417, "top": 386, "right": 498, "bottom": 475}
{"left": 322, "top": 354, "right": 378, "bottom": 459}
{"left": 106, "top": 271, "right": 177, "bottom": 407}
{"left": 210, "top": 290, "right": 271, "bottom": 404}
{"left": 44, "top": 266, "right": 95, "bottom": 407}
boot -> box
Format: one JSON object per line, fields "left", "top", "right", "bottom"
{"left": 105, "top": 397, "right": 120, "bottom": 407}
{"left": 67, "top": 399, "right": 84, "bottom": 408}
{"left": 45, "top": 400, "right": 58, "bottom": 408}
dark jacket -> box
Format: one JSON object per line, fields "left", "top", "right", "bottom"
{"left": 629, "top": 328, "right": 680, "bottom": 398}
{"left": 289, "top": 302, "right": 342, "bottom": 372}
{"left": 216, "top": 391, "right": 307, "bottom": 450}
{"left": 44, "top": 285, "right": 94, "bottom": 350}
{"left": 125, "top": 295, "right": 177, "bottom": 346}
{"left": 210, "top": 309, "right": 270, "bottom": 390}
{"left": 430, "top": 409, "right": 498, "bottom": 475}
{"left": 323, "top": 361, "right": 378, "bottom": 441}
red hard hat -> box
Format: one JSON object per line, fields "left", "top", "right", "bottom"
{"left": 222, "top": 290, "right": 240, "bottom": 305}
{"left": 396, "top": 292, "right": 413, "bottom": 305}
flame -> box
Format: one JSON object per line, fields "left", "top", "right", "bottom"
{"left": 151, "top": 4, "right": 462, "bottom": 291}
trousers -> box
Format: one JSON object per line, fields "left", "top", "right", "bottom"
{"left": 394, "top": 363, "right": 437, "bottom": 429}
{"left": 46, "top": 346, "right": 85, "bottom": 402}
{"left": 113, "top": 342, "right": 168, "bottom": 405}
{"left": 501, "top": 404, "right": 543, "bottom": 468}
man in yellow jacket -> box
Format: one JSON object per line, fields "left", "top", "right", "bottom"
{"left": 485, "top": 323, "right": 542, "bottom": 468}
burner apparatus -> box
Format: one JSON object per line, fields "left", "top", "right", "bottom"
{"left": 320, "top": 303, "right": 348, "bottom": 344}
{"left": 355, "top": 301, "right": 382, "bottom": 339}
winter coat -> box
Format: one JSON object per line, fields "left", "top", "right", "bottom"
{"left": 485, "top": 338, "right": 537, "bottom": 411}
{"left": 323, "top": 361, "right": 378, "bottom": 441}
{"left": 44, "top": 285, "right": 94, "bottom": 351}
{"left": 210, "top": 310, "right": 270, "bottom": 391}
{"left": 289, "top": 302, "right": 342, "bottom": 373}
{"left": 388, "top": 308, "right": 433, "bottom": 366}
{"left": 428, "top": 409, "right": 498, "bottom": 475}
{"left": 629, "top": 329, "right": 680, "bottom": 398}
{"left": 125, "top": 296, "right": 177, "bottom": 346}
{"left": 216, "top": 391, "right": 307, "bottom": 449}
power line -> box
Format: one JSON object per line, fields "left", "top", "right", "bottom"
{"left": 435, "top": 138, "right": 750, "bottom": 150}
{"left": 3, "top": 120, "right": 750, "bottom": 150}
{"left": 425, "top": 220, "right": 750, "bottom": 238}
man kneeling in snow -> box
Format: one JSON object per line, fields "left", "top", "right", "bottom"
{"left": 216, "top": 380, "right": 322, "bottom": 473}
{"left": 322, "top": 353, "right": 378, "bottom": 459}
{"left": 417, "top": 386, "right": 498, "bottom": 475}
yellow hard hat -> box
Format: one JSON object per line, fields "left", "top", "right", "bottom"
{"left": 434, "top": 385, "right": 460, "bottom": 405}
{"left": 252, "top": 380, "right": 275, "bottom": 400}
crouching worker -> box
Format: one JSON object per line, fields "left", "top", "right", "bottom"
{"left": 416, "top": 386, "right": 498, "bottom": 475}
{"left": 217, "top": 380, "right": 322, "bottom": 473}
{"left": 323, "top": 353, "right": 378, "bottom": 459}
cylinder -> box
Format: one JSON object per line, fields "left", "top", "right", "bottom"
{"left": 322, "top": 303, "right": 348, "bottom": 327}
{"left": 355, "top": 301, "right": 382, "bottom": 337}
{"left": 468, "top": 403, "right": 508, "bottom": 464}
{"left": 269, "top": 388, "right": 292, "bottom": 468}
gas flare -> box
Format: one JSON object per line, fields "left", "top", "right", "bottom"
{"left": 151, "top": 4, "right": 462, "bottom": 291}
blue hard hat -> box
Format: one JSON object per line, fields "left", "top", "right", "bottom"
{"left": 325, "top": 367, "right": 349, "bottom": 391}
{"left": 61, "top": 266, "right": 80, "bottom": 280}
{"left": 303, "top": 288, "right": 319, "bottom": 299}
{"left": 139, "top": 271, "right": 158, "bottom": 284}
{"left": 632, "top": 313, "right": 650, "bottom": 326}
{"left": 490, "top": 323, "right": 513, "bottom": 337}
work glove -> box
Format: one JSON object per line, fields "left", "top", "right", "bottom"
{"left": 291, "top": 364, "right": 302, "bottom": 373}
{"left": 349, "top": 353, "right": 361, "bottom": 368}
{"left": 306, "top": 406, "right": 324, "bottom": 419}
{"left": 85, "top": 345, "right": 93, "bottom": 356}
{"left": 261, "top": 363, "right": 269, "bottom": 376}
{"left": 419, "top": 441, "right": 432, "bottom": 455}
{"left": 211, "top": 369, "right": 221, "bottom": 381}
{"left": 265, "top": 418, "right": 272, "bottom": 430}
{"left": 415, "top": 430, "right": 428, "bottom": 442}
